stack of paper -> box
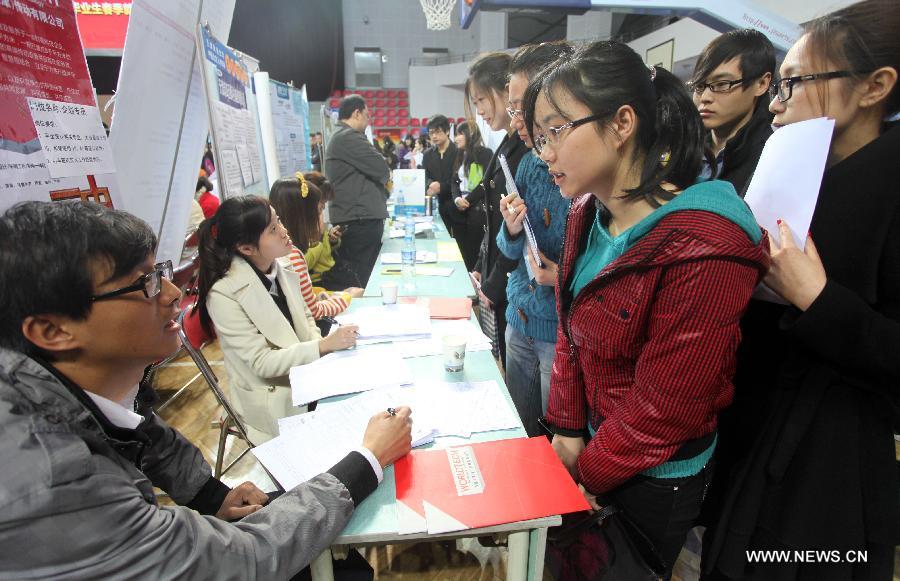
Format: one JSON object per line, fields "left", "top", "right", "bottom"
{"left": 336, "top": 305, "right": 432, "bottom": 343}
{"left": 255, "top": 380, "right": 521, "bottom": 492}
{"left": 380, "top": 251, "right": 438, "bottom": 264}
{"left": 367, "top": 319, "right": 492, "bottom": 359}
{"left": 290, "top": 346, "right": 414, "bottom": 406}
{"left": 389, "top": 222, "right": 433, "bottom": 238}
{"left": 436, "top": 241, "right": 463, "bottom": 262}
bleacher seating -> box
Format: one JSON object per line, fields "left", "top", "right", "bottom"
{"left": 327, "top": 88, "right": 456, "bottom": 133}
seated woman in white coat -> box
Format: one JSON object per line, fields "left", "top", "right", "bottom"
{"left": 196, "top": 195, "right": 359, "bottom": 443}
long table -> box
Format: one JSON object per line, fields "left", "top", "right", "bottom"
{"left": 362, "top": 218, "right": 476, "bottom": 299}
{"left": 310, "top": 218, "right": 558, "bottom": 581}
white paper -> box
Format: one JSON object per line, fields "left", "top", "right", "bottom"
{"left": 380, "top": 251, "right": 438, "bottom": 264}
{"left": 109, "top": 0, "right": 235, "bottom": 264}
{"left": 389, "top": 221, "right": 434, "bottom": 238}
{"left": 290, "top": 346, "right": 414, "bottom": 406}
{"left": 28, "top": 99, "right": 116, "bottom": 179}
{"left": 335, "top": 305, "right": 432, "bottom": 342}
{"left": 744, "top": 117, "right": 834, "bottom": 249}
{"left": 415, "top": 266, "right": 454, "bottom": 277}
{"left": 357, "top": 319, "right": 492, "bottom": 358}
{"left": 235, "top": 142, "right": 253, "bottom": 186}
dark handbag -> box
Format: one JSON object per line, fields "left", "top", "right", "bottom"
{"left": 546, "top": 505, "right": 666, "bottom": 581}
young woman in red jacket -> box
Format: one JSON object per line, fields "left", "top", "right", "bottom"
{"left": 524, "top": 41, "right": 770, "bottom": 572}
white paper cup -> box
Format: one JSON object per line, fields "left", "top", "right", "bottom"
{"left": 380, "top": 282, "right": 398, "bottom": 304}
{"left": 442, "top": 334, "right": 467, "bottom": 372}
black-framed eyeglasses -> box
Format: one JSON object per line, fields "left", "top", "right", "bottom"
{"left": 91, "top": 260, "right": 174, "bottom": 302}
{"left": 534, "top": 113, "right": 608, "bottom": 154}
{"left": 688, "top": 78, "right": 746, "bottom": 95}
{"left": 506, "top": 105, "right": 524, "bottom": 120}
{"left": 769, "top": 71, "right": 854, "bottom": 103}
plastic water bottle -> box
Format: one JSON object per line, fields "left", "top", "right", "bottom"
{"left": 401, "top": 214, "right": 416, "bottom": 289}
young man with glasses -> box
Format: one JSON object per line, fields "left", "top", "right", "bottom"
{"left": 0, "top": 200, "right": 412, "bottom": 578}
{"left": 422, "top": 114, "right": 459, "bottom": 231}
{"left": 689, "top": 29, "right": 776, "bottom": 194}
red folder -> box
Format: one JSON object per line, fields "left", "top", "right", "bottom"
{"left": 394, "top": 437, "right": 590, "bottom": 534}
{"left": 427, "top": 297, "right": 472, "bottom": 319}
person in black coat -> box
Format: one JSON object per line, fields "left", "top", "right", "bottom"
{"left": 448, "top": 120, "right": 493, "bottom": 271}
{"left": 421, "top": 115, "right": 458, "bottom": 230}
{"left": 702, "top": 2, "right": 900, "bottom": 579}
{"left": 689, "top": 29, "right": 775, "bottom": 195}
{"left": 460, "top": 52, "right": 529, "bottom": 366}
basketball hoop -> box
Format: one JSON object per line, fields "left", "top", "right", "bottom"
{"left": 420, "top": 0, "right": 457, "bottom": 30}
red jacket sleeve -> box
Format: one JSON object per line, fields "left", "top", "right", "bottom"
{"left": 577, "top": 258, "right": 758, "bottom": 494}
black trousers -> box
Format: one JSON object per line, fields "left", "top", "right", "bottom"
{"left": 323, "top": 218, "right": 384, "bottom": 290}
{"left": 600, "top": 460, "right": 714, "bottom": 574}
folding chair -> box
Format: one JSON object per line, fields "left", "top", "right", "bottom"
{"left": 176, "top": 309, "right": 254, "bottom": 479}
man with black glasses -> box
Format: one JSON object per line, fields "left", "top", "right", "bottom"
{"left": 0, "top": 200, "right": 411, "bottom": 578}
{"left": 689, "top": 29, "right": 776, "bottom": 194}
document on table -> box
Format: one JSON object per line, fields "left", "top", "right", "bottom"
{"left": 360, "top": 319, "right": 492, "bottom": 359}
{"left": 414, "top": 266, "right": 454, "bottom": 277}
{"left": 336, "top": 305, "right": 432, "bottom": 342}
{"left": 437, "top": 241, "right": 463, "bottom": 262}
{"left": 256, "top": 394, "right": 435, "bottom": 492}
{"left": 389, "top": 222, "right": 434, "bottom": 238}
{"left": 290, "top": 346, "right": 414, "bottom": 406}
{"left": 380, "top": 251, "right": 438, "bottom": 264}
{"left": 259, "top": 380, "right": 518, "bottom": 491}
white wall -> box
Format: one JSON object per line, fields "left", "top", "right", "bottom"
{"left": 342, "top": 0, "right": 504, "bottom": 89}
{"left": 566, "top": 10, "right": 613, "bottom": 42}
{"left": 409, "top": 60, "right": 470, "bottom": 120}
{"left": 627, "top": 18, "right": 720, "bottom": 67}
{"left": 750, "top": 0, "right": 856, "bottom": 24}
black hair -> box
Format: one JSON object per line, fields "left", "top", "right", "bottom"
{"left": 453, "top": 121, "right": 484, "bottom": 174}
{"left": 464, "top": 52, "right": 512, "bottom": 122}
{"left": 0, "top": 201, "right": 156, "bottom": 359}
{"left": 524, "top": 41, "right": 707, "bottom": 206}
{"left": 269, "top": 177, "right": 324, "bottom": 253}
{"left": 510, "top": 41, "right": 574, "bottom": 80}
{"left": 803, "top": 0, "right": 900, "bottom": 116}
{"left": 196, "top": 175, "right": 213, "bottom": 193}
{"left": 426, "top": 114, "right": 450, "bottom": 133}
{"left": 304, "top": 171, "right": 335, "bottom": 202}
{"left": 691, "top": 29, "right": 776, "bottom": 91}
{"left": 338, "top": 94, "right": 367, "bottom": 120}
{"left": 195, "top": 196, "right": 271, "bottom": 335}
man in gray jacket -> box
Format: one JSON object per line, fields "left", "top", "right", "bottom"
{"left": 0, "top": 200, "right": 412, "bottom": 579}
{"left": 324, "top": 95, "right": 390, "bottom": 289}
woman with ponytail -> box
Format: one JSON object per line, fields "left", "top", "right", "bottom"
{"left": 523, "top": 40, "right": 769, "bottom": 572}
{"left": 196, "top": 196, "right": 358, "bottom": 443}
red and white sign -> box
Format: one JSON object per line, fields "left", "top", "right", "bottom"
{"left": 73, "top": 1, "right": 131, "bottom": 51}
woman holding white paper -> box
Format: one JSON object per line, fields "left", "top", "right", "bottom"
{"left": 703, "top": 1, "right": 900, "bottom": 578}
{"left": 196, "top": 196, "right": 358, "bottom": 444}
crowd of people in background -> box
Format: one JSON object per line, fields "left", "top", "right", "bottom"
{"left": 1, "top": 0, "right": 897, "bottom": 578}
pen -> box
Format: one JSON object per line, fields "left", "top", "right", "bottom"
{"left": 387, "top": 407, "right": 397, "bottom": 416}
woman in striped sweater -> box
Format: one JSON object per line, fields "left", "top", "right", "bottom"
{"left": 270, "top": 174, "right": 363, "bottom": 326}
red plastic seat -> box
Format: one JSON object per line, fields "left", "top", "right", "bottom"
{"left": 457, "top": 117, "right": 466, "bottom": 125}
{"left": 421, "top": 117, "right": 429, "bottom": 126}
{"left": 329, "top": 98, "right": 340, "bottom": 108}
{"left": 364, "top": 90, "right": 375, "bottom": 99}
{"left": 375, "top": 90, "right": 385, "bottom": 98}
{"left": 398, "top": 99, "right": 409, "bottom": 108}
{"left": 387, "top": 89, "right": 398, "bottom": 98}
{"left": 332, "top": 89, "right": 342, "bottom": 97}
{"left": 374, "top": 109, "right": 386, "bottom": 117}
{"left": 374, "top": 118, "right": 385, "bottom": 127}
{"left": 398, "top": 90, "right": 408, "bottom": 98}
{"left": 410, "top": 118, "right": 420, "bottom": 127}
{"left": 386, "top": 99, "right": 397, "bottom": 108}
{"left": 398, "top": 108, "right": 409, "bottom": 117}
{"left": 375, "top": 98, "right": 386, "bottom": 108}
{"left": 398, "top": 117, "right": 409, "bottom": 126}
